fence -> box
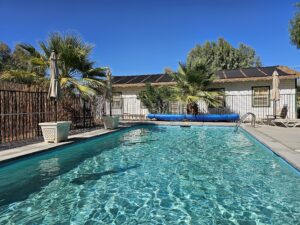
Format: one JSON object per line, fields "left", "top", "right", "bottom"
{"left": 106, "top": 93, "right": 298, "bottom": 120}
{"left": 1, "top": 89, "right": 298, "bottom": 143}
{"left": 0, "top": 89, "right": 98, "bottom": 144}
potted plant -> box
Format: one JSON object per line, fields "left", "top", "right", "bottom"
{"left": 39, "top": 121, "right": 72, "bottom": 143}
{"left": 102, "top": 68, "right": 120, "bottom": 129}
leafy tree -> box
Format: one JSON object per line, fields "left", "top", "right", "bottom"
{"left": 289, "top": 3, "right": 300, "bottom": 48}
{"left": 0, "top": 42, "right": 12, "bottom": 71}
{"left": 289, "top": 3, "right": 300, "bottom": 118}
{"left": 187, "top": 38, "right": 261, "bottom": 72}
{"left": 0, "top": 70, "right": 48, "bottom": 85}
{"left": 11, "top": 44, "right": 46, "bottom": 76}
{"left": 166, "top": 60, "right": 221, "bottom": 114}
{"left": 138, "top": 83, "right": 173, "bottom": 113}
{"left": 237, "top": 43, "right": 261, "bottom": 68}
{"left": 0, "top": 41, "right": 49, "bottom": 84}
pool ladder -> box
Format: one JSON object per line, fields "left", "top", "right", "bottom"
{"left": 235, "top": 112, "right": 256, "bottom": 132}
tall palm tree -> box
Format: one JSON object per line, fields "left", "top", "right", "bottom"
{"left": 18, "top": 32, "right": 107, "bottom": 97}
{"left": 166, "top": 60, "right": 221, "bottom": 114}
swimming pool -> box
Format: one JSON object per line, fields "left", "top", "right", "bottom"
{"left": 0, "top": 125, "right": 299, "bottom": 224}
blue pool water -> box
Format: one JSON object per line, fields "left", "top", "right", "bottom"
{"left": 0, "top": 125, "right": 299, "bottom": 224}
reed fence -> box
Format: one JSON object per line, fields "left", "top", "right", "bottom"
{"left": 0, "top": 82, "right": 97, "bottom": 144}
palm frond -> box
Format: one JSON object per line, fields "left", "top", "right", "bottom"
{"left": 60, "top": 77, "right": 101, "bottom": 97}
{"left": 30, "top": 57, "right": 47, "bottom": 66}
{"left": 83, "top": 67, "right": 107, "bottom": 79}
{"left": 17, "top": 43, "right": 41, "bottom": 58}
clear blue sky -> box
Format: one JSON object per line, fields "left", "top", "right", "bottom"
{"left": 0, "top": 0, "right": 299, "bottom": 75}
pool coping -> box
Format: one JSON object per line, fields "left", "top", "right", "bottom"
{"left": 0, "top": 125, "right": 133, "bottom": 164}
{"left": 1, "top": 121, "right": 299, "bottom": 173}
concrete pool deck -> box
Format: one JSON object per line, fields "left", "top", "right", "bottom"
{"left": 0, "top": 121, "right": 300, "bottom": 172}
{"left": 242, "top": 124, "right": 300, "bottom": 171}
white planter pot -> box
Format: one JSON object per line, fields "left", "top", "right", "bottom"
{"left": 102, "top": 116, "right": 119, "bottom": 129}
{"left": 39, "top": 121, "right": 71, "bottom": 143}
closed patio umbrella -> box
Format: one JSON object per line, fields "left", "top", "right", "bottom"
{"left": 271, "top": 70, "right": 280, "bottom": 118}
{"left": 48, "top": 51, "right": 61, "bottom": 122}
{"left": 106, "top": 68, "right": 112, "bottom": 116}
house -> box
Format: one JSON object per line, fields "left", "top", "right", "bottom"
{"left": 108, "top": 66, "right": 300, "bottom": 119}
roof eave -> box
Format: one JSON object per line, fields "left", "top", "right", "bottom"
{"left": 112, "top": 75, "right": 300, "bottom": 88}
{"left": 212, "top": 74, "right": 300, "bottom": 83}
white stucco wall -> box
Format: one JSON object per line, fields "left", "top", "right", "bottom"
{"left": 204, "top": 79, "right": 297, "bottom": 119}
{"left": 107, "top": 79, "right": 297, "bottom": 119}
{"left": 107, "top": 87, "right": 149, "bottom": 116}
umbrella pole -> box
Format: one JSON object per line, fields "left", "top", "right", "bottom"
{"left": 107, "top": 69, "right": 113, "bottom": 117}
{"left": 109, "top": 96, "right": 112, "bottom": 117}
{"left": 55, "top": 100, "right": 58, "bottom": 122}
{"left": 273, "top": 100, "right": 276, "bottom": 119}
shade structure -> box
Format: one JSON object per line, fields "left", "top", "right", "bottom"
{"left": 48, "top": 51, "right": 61, "bottom": 121}
{"left": 271, "top": 70, "right": 280, "bottom": 118}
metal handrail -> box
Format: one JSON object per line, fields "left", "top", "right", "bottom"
{"left": 235, "top": 112, "right": 256, "bottom": 132}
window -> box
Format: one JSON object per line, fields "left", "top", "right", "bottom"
{"left": 112, "top": 92, "right": 122, "bottom": 109}
{"left": 252, "top": 86, "right": 270, "bottom": 107}
{"left": 208, "top": 88, "right": 225, "bottom": 108}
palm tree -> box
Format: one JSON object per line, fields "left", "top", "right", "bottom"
{"left": 18, "top": 32, "right": 107, "bottom": 97}
{"left": 166, "top": 60, "right": 221, "bottom": 114}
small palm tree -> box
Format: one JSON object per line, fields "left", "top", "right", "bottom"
{"left": 18, "top": 32, "right": 107, "bottom": 97}
{"left": 166, "top": 60, "right": 221, "bottom": 114}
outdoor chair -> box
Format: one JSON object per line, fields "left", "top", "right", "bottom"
{"left": 272, "top": 118, "right": 300, "bottom": 128}
{"left": 285, "top": 119, "right": 300, "bottom": 127}
{"left": 267, "top": 105, "right": 300, "bottom": 127}
{"left": 268, "top": 105, "right": 288, "bottom": 125}
{"left": 256, "top": 106, "right": 286, "bottom": 125}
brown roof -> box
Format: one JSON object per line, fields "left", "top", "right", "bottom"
{"left": 214, "top": 66, "right": 300, "bottom": 83}
{"left": 112, "top": 66, "right": 300, "bottom": 87}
